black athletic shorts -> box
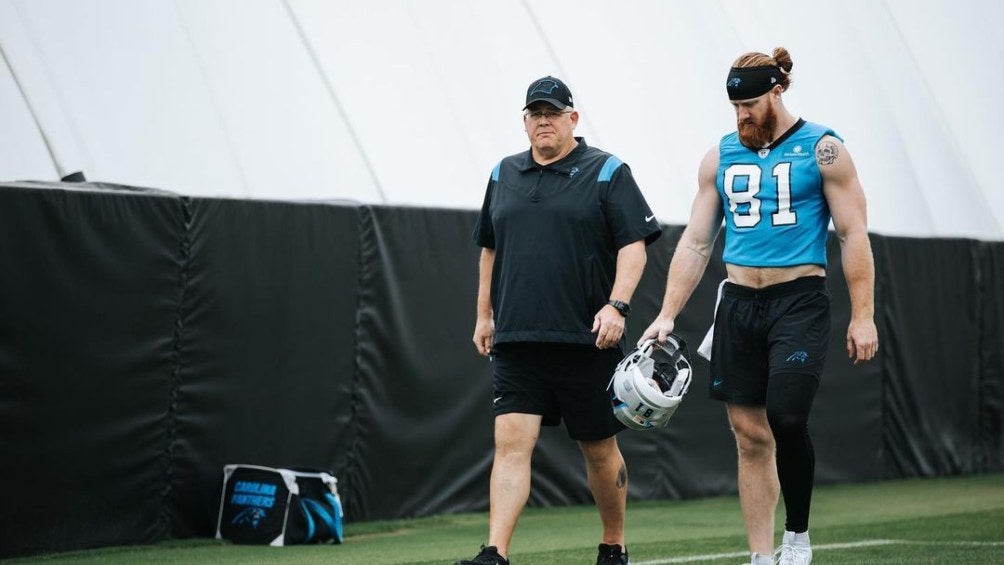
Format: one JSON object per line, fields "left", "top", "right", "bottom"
{"left": 709, "top": 276, "right": 831, "bottom": 405}
{"left": 491, "top": 342, "right": 624, "bottom": 441}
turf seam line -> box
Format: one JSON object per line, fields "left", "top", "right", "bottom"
{"left": 633, "top": 538, "right": 1003, "bottom": 564}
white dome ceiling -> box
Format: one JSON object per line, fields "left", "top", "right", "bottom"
{"left": 1, "top": 0, "right": 1001, "bottom": 239}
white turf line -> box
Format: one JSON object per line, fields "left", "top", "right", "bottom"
{"left": 633, "top": 539, "right": 1004, "bottom": 564}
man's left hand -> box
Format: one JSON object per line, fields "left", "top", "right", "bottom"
{"left": 592, "top": 304, "right": 625, "bottom": 349}
{"left": 847, "top": 318, "right": 878, "bottom": 364}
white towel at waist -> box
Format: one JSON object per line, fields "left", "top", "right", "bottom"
{"left": 697, "top": 279, "right": 727, "bottom": 361}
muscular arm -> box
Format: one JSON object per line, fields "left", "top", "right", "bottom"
{"left": 640, "top": 146, "right": 725, "bottom": 343}
{"left": 818, "top": 136, "right": 879, "bottom": 364}
{"left": 593, "top": 240, "right": 647, "bottom": 349}
{"left": 472, "top": 247, "right": 495, "bottom": 356}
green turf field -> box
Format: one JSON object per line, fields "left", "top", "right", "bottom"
{"left": 9, "top": 474, "right": 1004, "bottom": 564}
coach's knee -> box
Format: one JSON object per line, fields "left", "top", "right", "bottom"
{"left": 494, "top": 414, "right": 540, "bottom": 458}
{"left": 578, "top": 436, "right": 620, "bottom": 464}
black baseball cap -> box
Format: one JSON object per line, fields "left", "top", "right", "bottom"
{"left": 523, "top": 76, "right": 574, "bottom": 110}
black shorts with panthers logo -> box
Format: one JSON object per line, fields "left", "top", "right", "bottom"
{"left": 709, "top": 276, "right": 831, "bottom": 405}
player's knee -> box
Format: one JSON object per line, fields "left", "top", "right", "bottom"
{"left": 732, "top": 422, "right": 774, "bottom": 457}
{"left": 765, "top": 372, "right": 818, "bottom": 439}
{"left": 766, "top": 407, "right": 808, "bottom": 441}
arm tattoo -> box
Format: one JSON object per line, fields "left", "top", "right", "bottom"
{"left": 816, "top": 141, "right": 839, "bottom": 166}
{"left": 616, "top": 464, "right": 628, "bottom": 489}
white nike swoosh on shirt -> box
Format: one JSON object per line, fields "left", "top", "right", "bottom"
{"left": 493, "top": 396, "right": 503, "bottom": 405}
{"left": 645, "top": 214, "right": 656, "bottom": 222}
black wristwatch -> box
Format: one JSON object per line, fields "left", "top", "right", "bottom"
{"left": 607, "top": 300, "right": 630, "bottom": 317}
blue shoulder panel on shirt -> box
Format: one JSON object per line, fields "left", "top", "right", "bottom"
{"left": 597, "top": 155, "right": 623, "bottom": 182}
{"left": 491, "top": 161, "right": 502, "bottom": 182}
{"left": 821, "top": 128, "right": 843, "bottom": 143}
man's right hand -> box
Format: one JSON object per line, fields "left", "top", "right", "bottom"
{"left": 638, "top": 315, "right": 675, "bottom": 346}
{"left": 473, "top": 317, "right": 495, "bottom": 356}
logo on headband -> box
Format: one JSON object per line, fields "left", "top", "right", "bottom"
{"left": 530, "top": 80, "right": 560, "bottom": 96}
{"left": 727, "top": 77, "right": 741, "bottom": 88}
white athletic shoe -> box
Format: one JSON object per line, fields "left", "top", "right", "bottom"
{"left": 778, "top": 530, "right": 812, "bottom": 565}
{"left": 742, "top": 552, "right": 776, "bottom": 565}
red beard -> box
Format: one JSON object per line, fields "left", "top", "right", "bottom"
{"left": 737, "top": 104, "right": 777, "bottom": 149}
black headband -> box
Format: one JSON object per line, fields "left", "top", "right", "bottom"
{"left": 726, "top": 65, "right": 783, "bottom": 100}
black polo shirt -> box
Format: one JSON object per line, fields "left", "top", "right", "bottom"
{"left": 474, "top": 138, "right": 662, "bottom": 345}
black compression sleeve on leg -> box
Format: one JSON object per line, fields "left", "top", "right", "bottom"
{"left": 766, "top": 373, "right": 820, "bottom": 533}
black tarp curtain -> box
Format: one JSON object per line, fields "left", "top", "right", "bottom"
{"left": 1, "top": 181, "right": 1001, "bottom": 558}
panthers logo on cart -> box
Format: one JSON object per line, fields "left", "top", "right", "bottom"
{"left": 232, "top": 506, "right": 267, "bottom": 528}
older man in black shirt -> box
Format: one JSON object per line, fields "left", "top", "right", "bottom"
{"left": 455, "top": 76, "right": 662, "bottom": 565}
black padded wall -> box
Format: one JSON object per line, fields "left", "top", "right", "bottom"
{"left": 348, "top": 206, "right": 492, "bottom": 519}
{"left": 0, "top": 184, "right": 183, "bottom": 555}
{"left": 978, "top": 241, "right": 1004, "bottom": 472}
{"left": 877, "top": 236, "right": 983, "bottom": 476}
{"left": 166, "top": 198, "right": 363, "bottom": 536}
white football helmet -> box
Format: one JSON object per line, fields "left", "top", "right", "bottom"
{"left": 608, "top": 335, "right": 693, "bottom": 430}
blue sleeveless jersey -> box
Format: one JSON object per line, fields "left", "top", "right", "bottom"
{"left": 717, "top": 120, "right": 840, "bottom": 267}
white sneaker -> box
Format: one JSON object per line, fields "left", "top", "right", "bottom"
{"left": 778, "top": 530, "right": 812, "bottom": 565}
{"left": 741, "top": 552, "right": 775, "bottom": 565}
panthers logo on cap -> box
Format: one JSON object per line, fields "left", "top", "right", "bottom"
{"left": 530, "top": 79, "right": 560, "bottom": 96}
